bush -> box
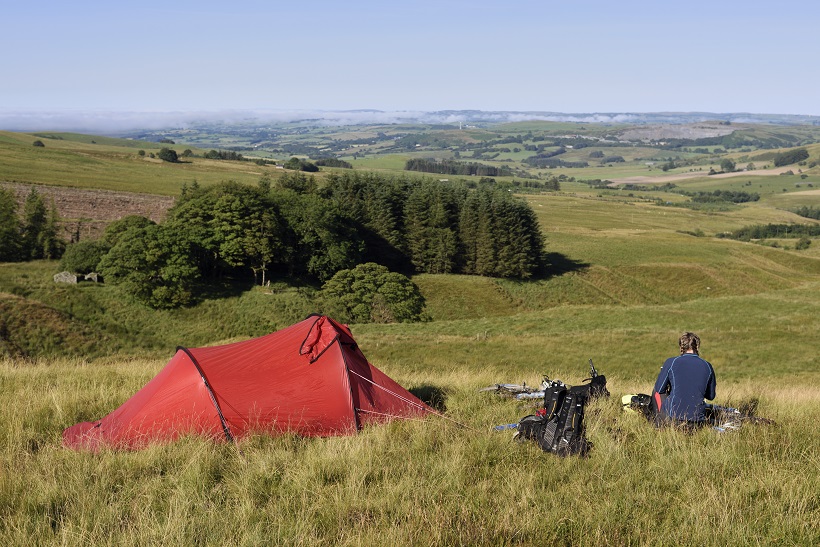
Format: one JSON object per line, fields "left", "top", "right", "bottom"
{"left": 319, "top": 263, "right": 426, "bottom": 323}
{"left": 59, "top": 240, "right": 109, "bottom": 274}
{"left": 157, "top": 148, "right": 178, "bottom": 163}
{"left": 795, "top": 237, "right": 812, "bottom": 250}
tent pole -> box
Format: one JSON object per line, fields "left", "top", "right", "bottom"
{"left": 177, "top": 347, "right": 236, "bottom": 443}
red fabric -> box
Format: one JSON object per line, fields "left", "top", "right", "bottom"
{"left": 63, "top": 316, "right": 432, "bottom": 450}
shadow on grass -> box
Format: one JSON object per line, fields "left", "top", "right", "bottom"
{"left": 410, "top": 384, "right": 449, "bottom": 413}
{"left": 539, "top": 252, "right": 590, "bottom": 280}
{"left": 194, "top": 276, "right": 256, "bottom": 301}
{"left": 193, "top": 273, "right": 321, "bottom": 303}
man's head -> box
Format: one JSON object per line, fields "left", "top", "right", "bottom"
{"left": 679, "top": 332, "right": 700, "bottom": 355}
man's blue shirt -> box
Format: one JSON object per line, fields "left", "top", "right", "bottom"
{"left": 653, "top": 353, "right": 716, "bottom": 422}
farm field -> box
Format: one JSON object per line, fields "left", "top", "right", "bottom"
{"left": 1, "top": 123, "right": 819, "bottom": 545}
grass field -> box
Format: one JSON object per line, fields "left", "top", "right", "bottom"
{"left": 0, "top": 131, "right": 285, "bottom": 195}
{"left": 1, "top": 128, "right": 820, "bottom": 545}
{"left": 2, "top": 288, "right": 819, "bottom": 544}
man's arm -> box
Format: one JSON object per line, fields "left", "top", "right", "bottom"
{"left": 705, "top": 363, "right": 716, "bottom": 401}
{"left": 653, "top": 359, "right": 673, "bottom": 394}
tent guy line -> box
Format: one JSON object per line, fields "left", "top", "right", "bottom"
{"left": 348, "top": 368, "right": 477, "bottom": 432}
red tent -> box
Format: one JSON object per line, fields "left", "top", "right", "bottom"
{"left": 63, "top": 315, "right": 433, "bottom": 450}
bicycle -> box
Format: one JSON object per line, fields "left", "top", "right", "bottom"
{"left": 479, "top": 377, "right": 566, "bottom": 400}
{"left": 705, "top": 401, "right": 775, "bottom": 431}
{"left": 480, "top": 359, "right": 606, "bottom": 401}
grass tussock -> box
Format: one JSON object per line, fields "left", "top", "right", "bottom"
{"left": 1, "top": 356, "right": 818, "bottom": 546}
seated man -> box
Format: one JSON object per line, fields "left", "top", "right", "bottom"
{"left": 651, "top": 332, "right": 716, "bottom": 427}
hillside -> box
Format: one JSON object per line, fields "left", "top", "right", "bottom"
{"left": 2, "top": 190, "right": 819, "bottom": 358}
{"left": 1, "top": 124, "right": 819, "bottom": 359}
{"left": 1, "top": 122, "right": 819, "bottom": 546}
{"left": 0, "top": 130, "right": 285, "bottom": 196}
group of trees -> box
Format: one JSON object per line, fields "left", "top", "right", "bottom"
{"left": 793, "top": 206, "right": 820, "bottom": 220}
{"left": 283, "top": 157, "right": 319, "bottom": 172}
{"left": 523, "top": 151, "right": 589, "bottom": 169}
{"left": 323, "top": 171, "right": 546, "bottom": 278}
{"left": 686, "top": 190, "right": 760, "bottom": 204}
{"left": 59, "top": 172, "right": 546, "bottom": 309}
{"left": 773, "top": 148, "right": 810, "bottom": 167}
{"left": 203, "top": 150, "right": 245, "bottom": 161}
{"left": 718, "top": 223, "right": 820, "bottom": 241}
{"left": 720, "top": 159, "right": 736, "bottom": 173}
{"left": 404, "top": 158, "right": 513, "bottom": 178}
{"left": 157, "top": 148, "right": 179, "bottom": 162}
{"left": 0, "top": 188, "right": 64, "bottom": 262}
{"left": 314, "top": 157, "right": 352, "bottom": 169}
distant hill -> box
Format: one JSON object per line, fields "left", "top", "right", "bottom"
{"left": 3, "top": 109, "right": 819, "bottom": 134}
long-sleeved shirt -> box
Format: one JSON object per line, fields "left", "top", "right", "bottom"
{"left": 653, "top": 353, "right": 716, "bottom": 422}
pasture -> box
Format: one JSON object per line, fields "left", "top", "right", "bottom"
{"left": 1, "top": 127, "right": 819, "bottom": 545}
{"left": 2, "top": 286, "right": 819, "bottom": 544}
{"left": 0, "top": 131, "right": 279, "bottom": 195}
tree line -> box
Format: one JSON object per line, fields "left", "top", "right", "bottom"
{"left": 717, "top": 223, "right": 820, "bottom": 240}
{"left": 793, "top": 206, "right": 820, "bottom": 220}
{"left": 0, "top": 188, "right": 64, "bottom": 262}
{"left": 523, "top": 148, "right": 591, "bottom": 168}
{"left": 58, "top": 172, "right": 546, "bottom": 308}
{"left": 773, "top": 148, "right": 810, "bottom": 167}
{"left": 686, "top": 190, "right": 760, "bottom": 204}
{"left": 404, "top": 158, "right": 513, "bottom": 178}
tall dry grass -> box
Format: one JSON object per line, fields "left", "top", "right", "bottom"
{"left": 1, "top": 345, "right": 817, "bottom": 545}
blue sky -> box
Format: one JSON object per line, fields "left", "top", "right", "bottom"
{"left": 2, "top": 0, "right": 819, "bottom": 121}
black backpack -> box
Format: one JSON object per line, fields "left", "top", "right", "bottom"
{"left": 516, "top": 385, "right": 592, "bottom": 457}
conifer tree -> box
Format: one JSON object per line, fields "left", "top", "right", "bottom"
{"left": 473, "top": 190, "right": 497, "bottom": 276}
{"left": 0, "top": 189, "right": 22, "bottom": 261}
{"left": 21, "top": 188, "right": 48, "bottom": 259}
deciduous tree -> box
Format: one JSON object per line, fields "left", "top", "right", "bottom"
{"left": 320, "top": 262, "right": 425, "bottom": 323}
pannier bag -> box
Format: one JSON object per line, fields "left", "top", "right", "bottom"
{"left": 622, "top": 393, "right": 653, "bottom": 419}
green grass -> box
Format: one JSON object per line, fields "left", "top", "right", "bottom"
{"left": 0, "top": 261, "right": 317, "bottom": 358}
{"left": 2, "top": 294, "right": 818, "bottom": 544}
{"left": 347, "top": 154, "right": 413, "bottom": 171}
{"left": 0, "top": 131, "right": 288, "bottom": 195}
{"left": 1, "top": 127, "right": 820, "bottom": 544}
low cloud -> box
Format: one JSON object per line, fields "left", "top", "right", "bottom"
{"left": 0, "top": 108, "right": 649, "bottom": 133}
{"left": 0, "top": 108, "right": 812, "bottom": 134}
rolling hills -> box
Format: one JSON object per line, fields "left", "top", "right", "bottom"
{"left": 1, "top": 122, "right": 819, "bottom": 358}
{"left": 1, "top": 120, "right": 819, "bottom": 545}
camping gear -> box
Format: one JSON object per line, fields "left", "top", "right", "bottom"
{"left": 581, "top": 359, "right": 610, "bottom": 399}
{"left": 622, "top": 393, "right": 652, "bottom": 415}
{"left": 515, "top": 385, "right": 592, "bottom": 457}
{"left": 479, "top": 380, "right": 549, "bottom": 399}
{"left": 497, "top": 360, "right": 606, "bottom": 457}
{"left": 481, "top": 360, "right": 608, "bottom": 403}
{"left": 621, "top": 393, "right": 774, "bottom": 431}
{"left": 63, "top": 315, "right": 433, "bottom": 450}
